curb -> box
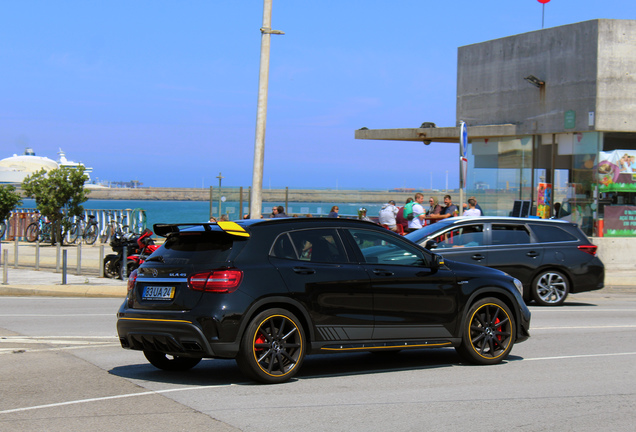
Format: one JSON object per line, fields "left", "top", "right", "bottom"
{"left": 0, "top": 284, "right": 127, "bottom": 298}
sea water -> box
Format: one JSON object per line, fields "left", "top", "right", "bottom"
{"left": 20, "top": 199, "right": 386, "bottom": 233}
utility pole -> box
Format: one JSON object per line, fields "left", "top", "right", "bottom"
{"left": 250, "top": 0, "right": 284, "bottom": 219}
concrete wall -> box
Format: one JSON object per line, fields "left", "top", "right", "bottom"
{"left": 596, "top": 20, "right": 636, "bottom": 131}
{"left": 457, "top": 19, "right": 636, "bottom": 135}
{"left": 592, "top": 237, "right": 636, "bottom": 271}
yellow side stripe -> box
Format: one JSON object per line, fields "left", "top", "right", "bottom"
{"left": 321, "top": 342, "right": 451, "bottom": 351}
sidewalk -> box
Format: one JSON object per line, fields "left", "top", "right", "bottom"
{"left": 0, "top": 241, "right": 126, "bottom": 297}
{"left": 0, "top": 241, "right": 633, "bottom": 297}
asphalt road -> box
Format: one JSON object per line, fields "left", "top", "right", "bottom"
{"left": 1, "top": 292, "right": 635, "bottom": 432}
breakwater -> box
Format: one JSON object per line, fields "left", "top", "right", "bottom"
{"left": 79, "top": 187, "right": 426, "bottom": 204}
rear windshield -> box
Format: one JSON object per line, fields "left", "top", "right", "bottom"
{"left": 155, "top": 232, "right": 236, "bottom": 267}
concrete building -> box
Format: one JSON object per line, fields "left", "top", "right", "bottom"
{"left": 356, "top": 19, "right": 636, "bottom": 240}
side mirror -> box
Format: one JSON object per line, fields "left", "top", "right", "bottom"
{"left": 430, "top": 253, "right": 445, "bottom": 271}
{"left": 424, "top": 240, "right": 437, "bottom": 250}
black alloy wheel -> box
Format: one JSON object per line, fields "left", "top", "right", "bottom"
{"left": 532, "top": 270, "right": 569, "bottom": 306}
{"left": 143, "top": 351, "right": 201, "bottom": 371}
{"left": 236, "top": 309, "right": 305, "bottom": 384}
{"left": 456, "top": 297, "right": 515, "bottom": 365}
{"left": 103, "top": 255, "right": 121, "bottom": 279}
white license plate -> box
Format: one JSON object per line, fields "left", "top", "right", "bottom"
{"left": 142, "top": 286, "right": 175, "bottom": 300}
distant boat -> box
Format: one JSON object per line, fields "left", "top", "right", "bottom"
{"left": 0, "top": 147, "right": 94, "bottom": 185}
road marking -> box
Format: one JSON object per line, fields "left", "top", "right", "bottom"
{"left": 0, "top": 336, "right": 120, "bottom": 355}
{"left": 523, "top": 352, "right": 636, "bottom": 361}
{"left": 532, "top": 325, "right": 636, "bottom": 330}
{"left": 0, "top": 314, "right": 114, "bottom": 317}
{"left": 529, "top": 308, "right": 636, "bottom": 312}
{"left": 0, "top": 384, "right": 239, "bottom": 415}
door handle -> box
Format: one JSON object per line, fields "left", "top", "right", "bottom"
{"left": 373, "top": 269, "right": 394, "bottom": 276}
{"left": 293, "top": 267, "right": 316, "bottom": 275}
{"left": 526, "top": 251, "right": 540, "bottom": 258}
{"left": 471, "top": 254, "right": 485, "bottom": 261}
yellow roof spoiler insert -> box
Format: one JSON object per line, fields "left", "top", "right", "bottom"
{"left": 217, "top": 221, "right": 250, "bottom": 237}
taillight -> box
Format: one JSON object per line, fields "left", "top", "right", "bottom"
{"left": 126, "top": 269, "right": 138, "bottom": 308}
{"left": 578, "top": 244, "right": 597, "bottom": 256}
{"left": 188, "top": 269, "right": 243, "bottom": 293}
{"left": 127, "top": 269, "right": 138, "bottom": 292}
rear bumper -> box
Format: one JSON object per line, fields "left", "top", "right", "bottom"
{"left": 116, "top": 314, "right": 241, "bottom": 359}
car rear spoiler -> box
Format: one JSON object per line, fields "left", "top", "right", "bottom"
{"left": 154, "top": 222, "right": 250, "bottom": 238}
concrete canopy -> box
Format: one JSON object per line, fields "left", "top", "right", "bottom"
{"left": 355, "top": 124, "right": 517, "bottom": 143}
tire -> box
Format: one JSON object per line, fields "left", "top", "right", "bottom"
{"left": 532, "top": 270, "right": 569, "bottom": 306}
{"left": 84, "top": 224, "right": 98, "bottom": 245}
{"left": 236, "top": 309, "right": 306, "bottom": 384}
{"left": 101, "top": 226, "right": 111, "bottom": 244}
{"left": 25, "top": 223, "right": 40, "bottom": 242}
{"left": 143, "top": 351, "right": 201, "bottom": 371}
{"left": 103, "top": 255, "right": 121, "bottom": 279}
{"left": 456, "top": 297, "right": 515, "bottom": 365}
{"left": 68, "top": 223, "right": 80, "bottom": 244}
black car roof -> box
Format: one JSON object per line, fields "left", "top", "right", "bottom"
{"left": 155, "top": 217, "right": 385, "bottom": 238}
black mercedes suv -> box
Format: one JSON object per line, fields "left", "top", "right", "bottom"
{"left": 117, "top": 218, "right": 530, "bottom": 383}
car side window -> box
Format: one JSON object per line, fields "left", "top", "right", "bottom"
{"left": 347, "top": 229, "right": 430, "bottom": 267}
{"left": 529, "top": 224, "right": 578, "bottom": 243}
{"left": 491, "top": 224, "right": 531, "bottom": 245}
{"left": 434, "top": 225, "right": 484, "bottom": 249}
{"left": 271, "top": 229, "right": 347, "bottom": 263}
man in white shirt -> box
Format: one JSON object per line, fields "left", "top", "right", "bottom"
{"left": 464, "top": 198, "right": 482, "bottom": 216}
{"left": 379, "top": 200, "right": 399, "bottom": 231}
{"left": 407, "top": 193, "right": 426, "bottom": 232}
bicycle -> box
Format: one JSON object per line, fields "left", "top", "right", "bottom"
{"left": 68, "top": 214, "right": 99, "bottom": 245}
{"left": 25, "top": 215, "right": 53, "bottom": 243}
{"left": 100, "top": 211, "right": 129, "bottom": 243}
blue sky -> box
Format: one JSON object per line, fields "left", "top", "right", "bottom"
{"left": 2, "top": 1, "right": 635, "bottom": 190}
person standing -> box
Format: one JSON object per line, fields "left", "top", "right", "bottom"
{"left": 379, "top": 200, "right": 399, "bottom": 231}
{"left": 274, "top": 205, "right": 287, "bottom": 218}
{"left": 463, "top": 198, "right": 482, "bottom": 216}
{"left": 328, "top": 206, "right": 339, "bottom": 218}
{"left": 396, "top": 198, "right": 412, "bottom": 232}
{"left": 407, "top": 193, "right": 426, "bottom": 232}
{"left": 358, "top": 207, "right": 373, "bottom": 222}
{"left": 462, "top": 196, "right": 484, "bottom": 216}
{"left": 425, "top": 195, "right": 457, "bottom": 222}
{"left": 426, "top": 197, "right": 443, "bottom": 224}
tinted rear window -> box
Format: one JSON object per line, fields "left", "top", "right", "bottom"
{"left": 529, "top": 224, "right": 578, "bottom": 243}
{"left": 158, "top": 232, "right": 235, "bottom": 266}
{"left": 491, "top": 224, "right": 531, "bottom": 245}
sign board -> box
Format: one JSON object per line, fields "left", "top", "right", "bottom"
{"left": 564, "top": 110, "right": 576, "bottom": 129}
{"left": 459, "top": 121, "right": 468, "bottom": 157}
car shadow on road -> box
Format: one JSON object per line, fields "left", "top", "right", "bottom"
{"left": 109, "top": 348, "right": 523, "bottom": 385}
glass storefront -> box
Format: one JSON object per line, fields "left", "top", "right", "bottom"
{"left": 464, "top": 132, "right": 620, "bottom": 236}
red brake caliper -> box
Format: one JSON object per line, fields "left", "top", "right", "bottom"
{"left": 494, "top": 317, "right": 502, "bottom": 341}
{"left": 255, "top": 334, "right": 267, "bottom": 353}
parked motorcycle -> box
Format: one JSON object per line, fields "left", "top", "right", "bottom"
{"left": 122, "top": 228, "right": 159, "bottom": 278}
{"left": 103, "top": 231, "right": 142, "bottom": 279}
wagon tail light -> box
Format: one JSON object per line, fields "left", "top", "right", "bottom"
{"left": 578, "top": 245, "right": 598, "bottom": 256}
{"left": 188, "top": 269, "right": 243, "bottom": 293}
